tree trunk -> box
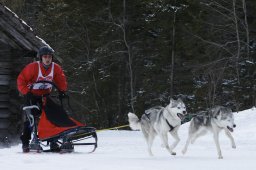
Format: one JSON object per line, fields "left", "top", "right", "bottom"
{"left": 242, "top": 0, "right": 250, "bottom": 60}
{"left": 233, "top": 0, "right": 241, "bottom": 84}
{"left": 170, "top": 1, "right": 177, "bottom": 98}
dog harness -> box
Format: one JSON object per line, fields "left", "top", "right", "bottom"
{"left": 32, "top": 61, "right": 54, "bottom": 90}
{"left": 162, "top": 108, "right": 176, "bottom": 131}
{"left": 146, "top": 108, "right": 176, "bottom": 132}
{"left": 166, "top": 119, "right": 175, "bottom": 132}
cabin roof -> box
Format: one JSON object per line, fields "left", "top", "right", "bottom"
{"left": 0, "top": 3, "right": 52, "bottom": 56}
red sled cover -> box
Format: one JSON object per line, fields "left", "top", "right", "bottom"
{"left": 38, "top": 97, "right": 85, "bottom": 140}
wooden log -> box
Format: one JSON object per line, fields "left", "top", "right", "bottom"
{"left": 0, "top": 62, "right": 11, "bottom": 67}
{"left": 0, "top": 69, "right": 11, "bottom": 74}
{"left": 0, "top": 30, "right": 21, "bottom": 49}
{"left": 0, "top": 129, "right": 9, "bottom": 135}
{"left": 0, "top": 119, "right": 10, "bottom": 129}
{"left": 0, "top": 62, "right": 11, "bottom": 74}
{"left": 0, "top": 85, "right": 9, "bottom": 93}
{"left": 0, "top": 101, "right": 9, "bottom": 108}
{"left": 0, "top": 75, "right": 10, "bottom": 85}
{"left": 0, "top": 94, "right": 9, "bottom": 101}
{"left": 0, "top": 108, "right": 10, "bottom": 118}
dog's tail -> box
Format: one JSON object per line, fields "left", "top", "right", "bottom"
{"left": 128, "top": 112, "right": 141, "bottom": 130}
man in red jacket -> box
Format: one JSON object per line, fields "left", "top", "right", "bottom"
{"left": 17, "top": 46, "right": 67, "bottom": 152}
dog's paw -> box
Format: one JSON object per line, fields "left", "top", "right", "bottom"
{"left": 171, "top": 151, "right": 176, "bottom": 155}
{"left": 218, "top": 156, "right": 223, "bottom": 159}
{"left": 182, "top": 149, "right": 186, "bottom": 155}
{"left": 148, "top": 151, "right": 154, "bottom": 156}
{"left": 232, "top": 145, "right": 236, "bottom": 149}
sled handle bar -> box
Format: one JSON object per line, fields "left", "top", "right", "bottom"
{"left": 22, "top": 105, "right": 40, "bottom": 127}
{"left": 29, "top": 80, "right": 63, "bottom": 93}
{"left": 31, "top": 80, "right": 69, "bottom": 99}
{"left": 23, "top": 105, "right": 40, "bottom": 111}
{"left": 28, "top": 80, "right": 72, "bottom": 110}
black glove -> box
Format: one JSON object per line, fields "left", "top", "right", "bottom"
{"left": 25, "top": 92, "right": 33, "bottom": 105}
{"left": 59, "top": 91, "right": 67, "bottom": 100}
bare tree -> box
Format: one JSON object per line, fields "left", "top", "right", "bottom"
{"left": 170, "top": 1, "right": 177, "bottom": 98}
{"left": 187, "top": 0, "right": 253, "bottom": 106}
{"left": 122, "top": 0, "right": 135, "bottom": 112}
{"left": 108, "top": 0, "right": 135, "bottom": 112}
{"left": 81, "top": 24, "right": 108, "bottom": 126}
{"left": 206, "top": 67, "right": 226, "bottom": 106}
{"left": 242, "top": 0, "right": 250, "bottom": 60}
{"left": 233, "top": 0, "right": 241, "bottom": 84}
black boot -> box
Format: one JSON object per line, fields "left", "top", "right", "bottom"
{"left": 20, "top": 135, "right": 30, "bottom": 153}
{"left": 60, "top": 141, "right": 74, "bottom": 153}
{"left": 50, "top": 142, "right": 60, "bottom": 152}
{"left": 22, "top": 143, "right": 30, "bottom": 153}
{"left": 20, "top": 121, "right": 32, "bottom": 153}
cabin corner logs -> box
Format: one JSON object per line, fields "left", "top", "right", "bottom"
{"left": 0, "top": 45, "right": 19, "bottom": 143}
{"left": 0, "top": 44, "right": 35, "bottom": 144}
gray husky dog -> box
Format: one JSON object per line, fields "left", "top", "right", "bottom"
{"left": 182, "top": 106, "right": 236, "bottom": 159}
{"left": 128, "top": 98, "right": 187, "bottom": 156}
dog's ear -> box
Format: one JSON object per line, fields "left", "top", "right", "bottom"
{"left": 214, "top": 109, "right": 222, "bottom": 119}
{"left": 177, "top": 98, "right": 182, "bottom": 102}
{"left": 228, "top": 108, "right": 233, "bottom": 113}
{"left": 169, "top": 98, "right": 175, "bottom": 104}
{"left": 208, "top": 107, "right": 215, "bottom": 117}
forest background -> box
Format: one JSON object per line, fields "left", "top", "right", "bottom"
{"left": 1, "top": 0, "right": 255, "bottom": 129}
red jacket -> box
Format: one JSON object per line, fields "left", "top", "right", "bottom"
{"left": 17, "top": 62, "right": 67, "bottom": 96}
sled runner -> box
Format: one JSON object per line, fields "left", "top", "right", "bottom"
{"left": 22, "top": 81, "right": 97, "bottom": 153}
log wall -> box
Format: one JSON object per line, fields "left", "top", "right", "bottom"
{"left": 0, "top": 3, "right": 50, "bottom": 145}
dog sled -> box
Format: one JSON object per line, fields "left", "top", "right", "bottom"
{"left": 22, "top": 81, "right": 97, "bottom": 153}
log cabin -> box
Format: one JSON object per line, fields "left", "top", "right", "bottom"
{"left": 0, "top": 3, "right": 52, "bottom": 146}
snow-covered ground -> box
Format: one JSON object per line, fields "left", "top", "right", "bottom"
{"left": 1, "top": 107, "right": 256, "bottom": 170}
